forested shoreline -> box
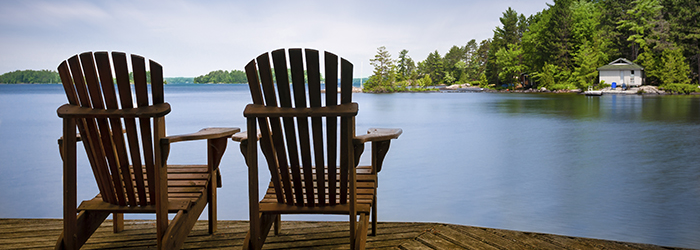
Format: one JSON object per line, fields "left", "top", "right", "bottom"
{"left": 364, "top": 0, "right": 699, "bottom": 93}
{"left": 0, "top": 70, "right": 60, "bottom": 84}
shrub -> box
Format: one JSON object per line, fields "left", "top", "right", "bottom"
{"left": 660, "top": 84, "right": 699, "bottom": 94}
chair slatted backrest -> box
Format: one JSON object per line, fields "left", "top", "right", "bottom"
{"left": 245, "top": 48, "right": 354, "bottom": 207}
{"left": 57, "top": 51, "right": 165, "bottom": 207}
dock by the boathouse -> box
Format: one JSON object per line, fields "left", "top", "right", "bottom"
{"left": 0, "top": 219, "right": 691, "bottom": 249}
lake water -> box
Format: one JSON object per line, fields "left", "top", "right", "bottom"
{"left": 1, "top": 84, "right": 699, "bottom": 248}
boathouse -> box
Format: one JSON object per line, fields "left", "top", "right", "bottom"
{"left": 597, "top": 58, "right": 644, "bottom": 87}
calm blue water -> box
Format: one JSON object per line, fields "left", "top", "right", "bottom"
{"left": 1, "top": 84, "right": 699, "bottom": 248}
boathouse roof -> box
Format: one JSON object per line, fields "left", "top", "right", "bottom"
{"left": 597, "top": 58, "right": 644, "bottom": 71}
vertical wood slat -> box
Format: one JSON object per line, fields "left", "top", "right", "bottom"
{"left": 271, "top": 49, "right": 305, "bottom": 206}
{"left": 132, "top": 55, "right": 157, "bottom": 205}
{"left": 245, "top": 58, "right": 285, "bottom": 204}
{"left": 80, "top": 52, "right": 128, "bottom": 207}
{"left": 80, "top": 52, "right": 133, "bottom": 206}
{"left": 150, "top": 60, "right": 164, "bottom": 104}
{"left": 257, "top": 52, "right": 295, "bottom": 205}
{"left": 305, "top": 49, "right": 326, "bottom": 206}
{"left": 66, "top": 55, "right": 117, "bottom": 205}
{"left": 339, "top": 58, "right": 353, "bottom": 204}
{"left": 288, "top": 49, "right": 315, "bottom": 207}
{"left": 112, "top": 52, "right": 148, "bottom": 206}
{"left": 58, "top": 56, "right": 110, "bottom": 210}
{"left": 94, "top": 52, "right": 136, "bottom": 207}
{"left": 324, "top": 52, "right": 339, "bottom": 205}
{"left": 341, "top": 57, "right": 357, "bottom": 245}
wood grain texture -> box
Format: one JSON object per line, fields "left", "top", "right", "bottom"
{"left": 0, "top": 219, "right": 686, "bottom": 250}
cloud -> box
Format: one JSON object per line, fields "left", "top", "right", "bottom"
{"left": 1, "top": 0, "right": 551, "bottom": 77}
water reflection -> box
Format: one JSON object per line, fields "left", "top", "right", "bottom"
{"left": 489, "top": 93, "right": 700, "bottom": 124}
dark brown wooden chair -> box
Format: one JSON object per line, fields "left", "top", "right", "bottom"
{"left": 233, "top": 48, "right": 401, "bottom": 250}
{"left": 55, "top": 51, "right": 239, "bottom": 250}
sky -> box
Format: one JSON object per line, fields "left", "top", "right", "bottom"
{"left": 0, "top": 0, "right": 552, "bottom": 78}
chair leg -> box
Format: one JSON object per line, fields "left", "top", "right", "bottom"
{"left": 113, "top": 213, "right": 124, "bottom": 233}
{"left": 243, "top": 213, "right": 277, "bottom": 250}
{"left": 55, "top": 211, "right": 110, "bottom": 250}
{"left": 162, "top": 195, "right": 208, "bottom": 250}
{"left": 371, "top": 198, "right": 377, "bottom": 236}
{"left": 274, "top": 214, "right": 281, "bottom": 235}
{"left": 208, "top": 172, "right": 218, "bottom": 235}
{"left": 354, "top": 213, "right": 369, "bottom": 250}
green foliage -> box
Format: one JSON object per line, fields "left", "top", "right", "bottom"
{"left": 660, "top": 83, "right": 698, "bottom": 94}
{"left": 532, "top": 63, "right": 574, "bottom": 90}
{"left": 571, "top": 41, "right": 604, "bottom": 89}
{"left": 364, "top": 46, "right": 398, "bottom": 92}
{"left": 194, "top": 70, "right": 247, "bottom": 83}
{"left": 165, "top": 77, "right": 194, "bottom": 84}
{"left": 495, "top": 44, "right": 525, "bottom": 84}
{"left": 363, "top": 0, "right": 698, "bottom": 93}
{"left": 617, "top": 0, "right": 656, "bottom": 49}
{"left": 658, "top": 47, "right": 692, "bottom": 85}
{"left": 397, "top": 49, "right": 416, "bottom": 82}
{"left": 487, "top": 7, "right": 529, "bottom": 86}
{"left": 419, "top": 50, "right": 445, "bottom": 85}
{"left": 0, "top": 69, "right": 60, "bottom": 84}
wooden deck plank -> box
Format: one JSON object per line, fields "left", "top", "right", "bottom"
{"left": 433, "top": 225, "right": 500, "bottom": 249}
{"left": 0, "top": 219, "right": 692, "bottom": 250}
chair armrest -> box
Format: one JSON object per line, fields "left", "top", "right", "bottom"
{"left": 162, "top": 127, "right": 240, "bottom": 144}
{"left": 353, "top": 128, "right": 402, "bottom": 144}
{"left": 231, "top": 130, "right": 263, "bottom": 143}
{"left": 352, "top": 128, "right": 401, "bottom": 173}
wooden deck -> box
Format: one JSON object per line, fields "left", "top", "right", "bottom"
{"left": 0, "top": 219, "right": 690, "bottom": 249}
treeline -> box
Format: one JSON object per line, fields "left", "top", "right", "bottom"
{"left": 194, "top": 70, "right": 247, "bottom": 83}
{"left": 366, "top": 0, "right": 699, "bottom": 93}
{"left": 0, "top": 70, "right": 60, "bottom": 84}
{"left": 165, "top": 77, "right": 194, "bottom": 84}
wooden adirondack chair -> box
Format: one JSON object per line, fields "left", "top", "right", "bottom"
{"left": 233, "top": 48, "right": 402, "bottom": 250}
{"left": 55, "top": 51, "right": 239, "bottom": 250}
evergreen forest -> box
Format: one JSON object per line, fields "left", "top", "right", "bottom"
{"left": 194, "top": 70, "right": 247, "bottom": 83}
{"left": 0, "top": 70, "right": 60, "bottom": 84}
{"left": 364, "top": 0, "right": 700, "bottom": 93}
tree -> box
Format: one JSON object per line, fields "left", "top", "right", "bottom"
{"left": 571, "top": 41, "right": 604, "bottom": 89}
{"left": 444, "top": 45, "right": 466, "bottom": 84}
{"left": 544, "top": 0, "right": 575, "bottom": 69}
{"left": 397, "top": 49, "right": 416, "bottom": 82}
{"left": 569, "top": 0, "right": 609, "bottom": 89}
{"left": 617, "top": 0, "right": 668, "bottom": 59}
{"left": 658, "top": 47, "right": 691, "bottom": 85}
{"left": 419, "top": 50, "right": 445, "bottom": 85}
{"left": 663, "top": 0, "right": 700, "bottom": 84}
{"left": 461, "top": 39, "right": 480, "bottom": 82}
{"left": 495, "top": 44, "right": 526, "bottom": 86}
{"left": 364, "top": 46, "right": 397, "bottom": 92}
{"left": 599, "top": 0, "right": 636, "bottom": 60}
{"left": 194, "top": 69, "right": 247, "bottom": 83}
{"left": 487, "top": 7, "right": 525, "bottom": 86}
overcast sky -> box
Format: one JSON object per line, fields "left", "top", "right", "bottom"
{"left": 1, "top": 0, "right": 552, "bottom": 77}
